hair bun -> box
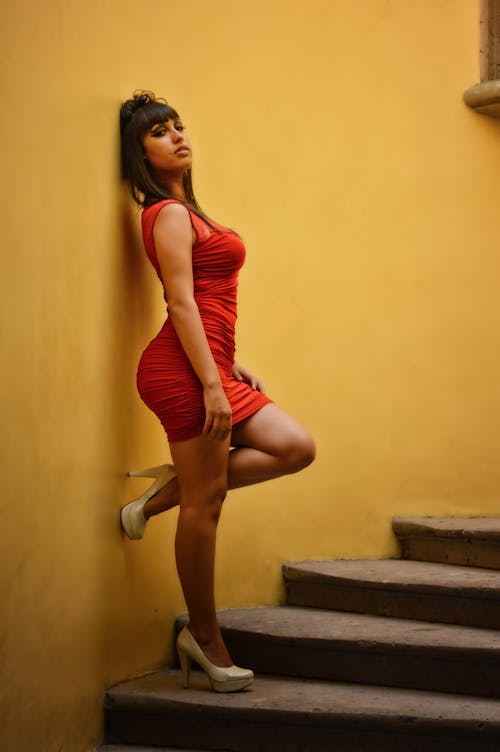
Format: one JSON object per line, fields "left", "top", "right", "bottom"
{"left": 120, "top": 90, "right": 167, "bottom": 135}
{"left": 132, "top": 90, "right": 156, "bottom": 109}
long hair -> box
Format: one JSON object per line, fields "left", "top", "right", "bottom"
{"left": 120, "top": 90, "right": 212, "bottom": 224}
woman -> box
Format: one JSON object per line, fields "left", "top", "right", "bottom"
{"left": 119, "top": 91, "right": 315, "bottom": 693}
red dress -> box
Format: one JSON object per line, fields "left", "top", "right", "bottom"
{"left": 137, "top": 199, "right": 272, "bottom": 442}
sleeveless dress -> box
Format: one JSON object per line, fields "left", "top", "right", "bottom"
{"left": 137, "top": 199, "right": 272, "bottom": 443}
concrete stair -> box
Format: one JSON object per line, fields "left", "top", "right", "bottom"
{"left": 102, "top": 517, "right": 500, "bottom": 751}
{"left": 283, "top": 558, "right": 500, "bottom": 629}
{"left": 174, "top": 605, "right": 500, "bottom": 698}
{"left": 104, "top": 672, "right": 500, "bottom": 752}
{"left": 393, "top": 516, "right": 500, "bottom": 570}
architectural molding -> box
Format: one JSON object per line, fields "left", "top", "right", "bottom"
{"left": 464, "top": 0, "right": 500, "bottom": 118}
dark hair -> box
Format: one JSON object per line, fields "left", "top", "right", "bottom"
{"left": 120, "top": 90, "right": 210, "bottom": 221}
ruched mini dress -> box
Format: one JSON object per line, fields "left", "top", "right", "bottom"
{"left": 137, "top": 199, "right": 272, "bottom": 442}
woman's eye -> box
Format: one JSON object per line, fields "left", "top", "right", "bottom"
{"left": 152, "top": 129, "right": 166, "bottom": 137}
{"left": 175, "top": 124, "right": 185, "bottom": 131}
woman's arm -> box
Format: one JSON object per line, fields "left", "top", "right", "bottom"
{"left": 153, "top": 203, "right": 231, "bottom": 441}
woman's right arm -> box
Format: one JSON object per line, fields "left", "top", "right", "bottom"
{"left": 152, "top": 202, "right": 231, "bottom": 441}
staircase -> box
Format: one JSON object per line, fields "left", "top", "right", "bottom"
{"left": 101, "top": 517, "right": 500, "bottom": 751}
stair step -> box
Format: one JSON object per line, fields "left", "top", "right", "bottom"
{"left": 175, "top": 606, "right": 500, "bottom": 698}
{"left": 105, "top": 670, "right": 500, "bottom": 751}
{"left": 393, "top": 517, "right": 500, "bottom": 569}
{"left": 283, "top": 558, "right": 500, "bottom": 628}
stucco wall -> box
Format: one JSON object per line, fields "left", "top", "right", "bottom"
{"left": 1, "top": 1, "right": 499, "bottom": 750}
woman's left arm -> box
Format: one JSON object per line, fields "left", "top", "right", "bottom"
{"left": 232, "top": 362, "right": 266, "bottom": 393}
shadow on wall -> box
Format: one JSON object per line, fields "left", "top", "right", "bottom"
{"left": 93, "top": 165, "right": 176, "bottom": 687}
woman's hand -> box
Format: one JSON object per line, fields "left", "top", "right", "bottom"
{"left": 203, "top": 382, "right": 232, "bottom": 440}
{"left": 232, "top": 362, "right": 266, "bottom": 393}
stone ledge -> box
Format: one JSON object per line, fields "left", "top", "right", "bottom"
{"left": 283, "top": 559, "right": 500, "bottom": 628}
{"left": 175, "top": 604, "right": 500, "bottom": 698}
{"left": 463, "top": 80, "right": 500, "bottom": 118}
{"left": 105, "top": 671, "right": 500, "bottom": 751}
{"left": 392, "top": 517, "right": 500, "bottom": 570}
{"left": 393, "top": 517, "right": 500, "bottom": 540}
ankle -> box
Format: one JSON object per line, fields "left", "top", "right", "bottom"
{"left": 187, "top": 623, "right": 221, "bottom": 647}
{"left": 186, "top": 627, "right": 233, "bottom": 668}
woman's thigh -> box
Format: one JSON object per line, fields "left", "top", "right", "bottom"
{"left": 169, "top": 433, "right": 231, "bottom": 505}
{"left": 231, "top": 403, "right": 315, "bottom": 459}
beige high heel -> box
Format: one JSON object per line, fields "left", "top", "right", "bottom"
{"left": 121, "top": 464, "right": 176, "bottom": 540}
{"left": 176, "top": 626, "right": 254, "bottom": 693}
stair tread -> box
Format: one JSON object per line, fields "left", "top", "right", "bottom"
{"left": 198, "top": 605, "right": 500, "bottom": 653}
{"left": 393, "top": 517, "right": 500, "bottom": 540}
{"left": 106, "top": 670, "right": 500, "bottom": 725}
{"left": 283, "top": 558, "right": 500, "bottom": 596}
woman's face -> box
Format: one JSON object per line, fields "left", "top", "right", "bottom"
{"left": 142, "top": 118, "right": 192, "bottom": 178}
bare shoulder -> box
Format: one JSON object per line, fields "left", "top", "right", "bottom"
{"left": 153, "top": 201, "right": 194, "bottom": 246}
{"left": 155, "top": 201, "right": 191, "bottom": 227}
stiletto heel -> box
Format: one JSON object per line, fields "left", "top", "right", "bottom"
{"left": 176, "top": 626, "right": 253, "bottom": 693}
{"left": 178, "top": 645, "right": 192, "bottom": 688}
{"left": 121, "top": 463, "right": 176, "bottom": 540}
{"left": 128, "top": 464, "right": 170, "bottom": 479}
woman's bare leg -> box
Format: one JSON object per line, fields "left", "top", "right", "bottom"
{"left": 129, "top": 405, "right": 314, "bottom": 667}
{"left": 228, "top": 403, "right": 316, "bottom": 487}
{"left": 169, "top": 432, "right": 233, "bottom": 667}
{"left": 142, "top": 404, "right": 315, "bottom": 517}
{"left": 143, "top": 475, "right": 180, "bottom": 518}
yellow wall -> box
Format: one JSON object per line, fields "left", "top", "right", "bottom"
{"left": 1, "top": 1, "right": 499, "bottom": 750}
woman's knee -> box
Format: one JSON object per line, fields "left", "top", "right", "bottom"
{"left": 180, "top": 476, "right": 227, "bottom": 518}
{"left": 206, "top": 474, "right": 227, "bottom": 503}
{"left": 286, "top": 430, "right": 316, "bottom": 472}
